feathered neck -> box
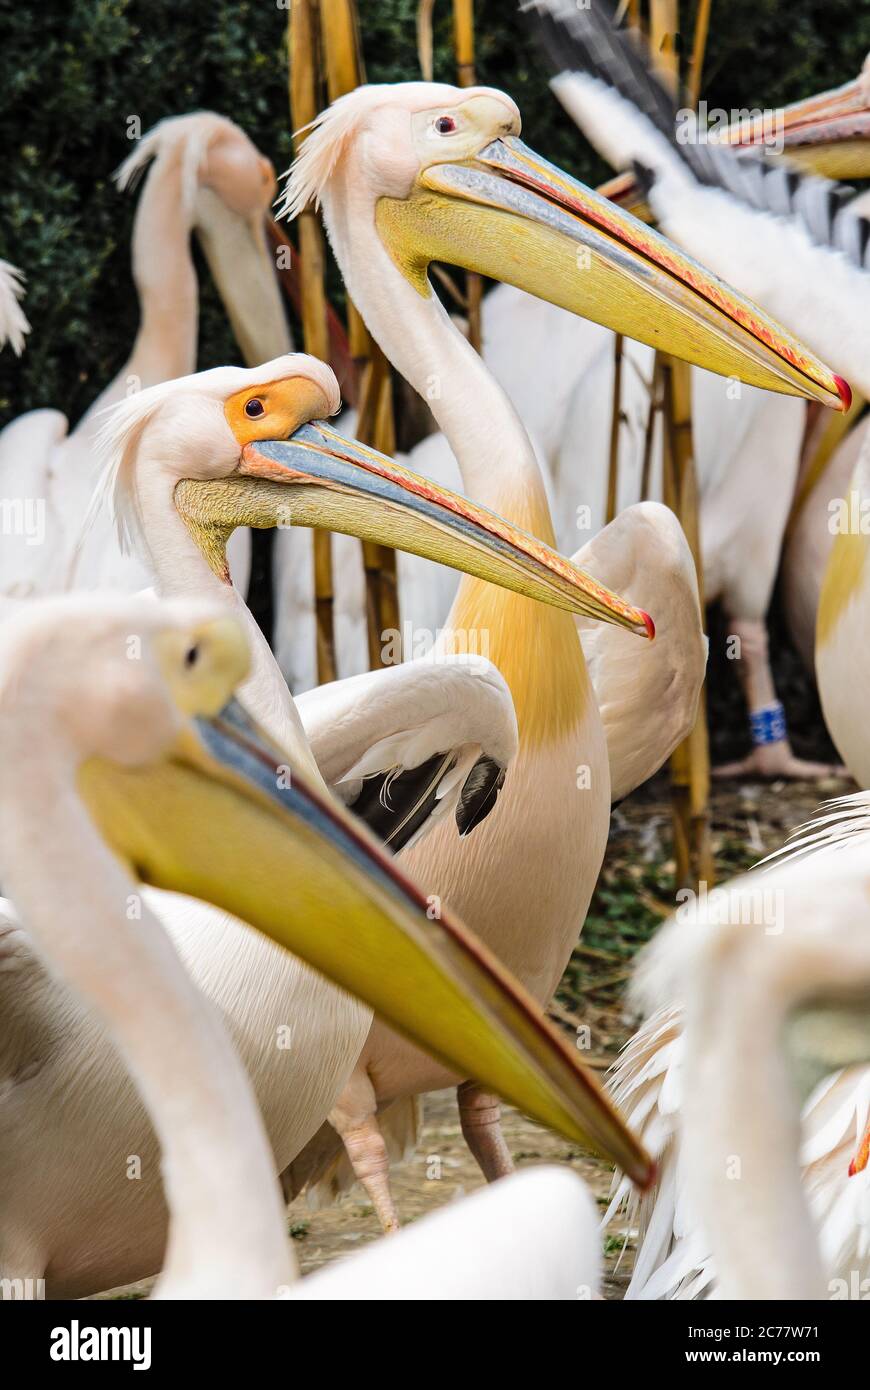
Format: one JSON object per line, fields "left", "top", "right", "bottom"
{"left": 320, "top": 168, "right": 591, "bottom": 744}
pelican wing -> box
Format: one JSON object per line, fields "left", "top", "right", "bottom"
{"left": 296, "top": 655, "right": 517, "bottom": 853}
{"left": 574, "top": 503, "right": 706, "bottom": 802}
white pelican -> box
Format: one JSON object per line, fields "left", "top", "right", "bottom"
{"left": 0, "top": 260, "right": 29, "bottom": 355}
{"left": 628, "top": 822, "right": 870, "bottom": 1301}
{"left": 718, "top": 51, "right": 870, "bottom": 180}
{"left": 274, "top": 79, "right": 843, "bottom": 1229}
{"left": 0, "top": 593, "right": 295, "bottom": 1298}
{"left": 526, "top": 4, "right": 870, "bottom": 782}
{"left": 523, "top": 0, "right": 858, "bottom": 777}
{"left": 1, "top": 590, "right": 648, "bottom": 1298}
{"left": 0, "top": 354, "right": 655, "bottom": 1295}
{"left": 0, "top": 111, "right": 291, "bottom": 602}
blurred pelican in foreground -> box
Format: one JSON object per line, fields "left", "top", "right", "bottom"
{"left": 629, "top": 821, "right": 870, "bottom": 1300}
{"left": 294, "top": 1165, "right": 601, "bottom": 1301}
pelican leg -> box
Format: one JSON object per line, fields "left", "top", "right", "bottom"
{"left": 329, "top": 1080, "right": 401, "bottom": 1235}
{"left": 457, "top": 1082, "right": 515, "bottom": 1183}
{"left": 713, "top": 618, "right": 845, "bottom": 780}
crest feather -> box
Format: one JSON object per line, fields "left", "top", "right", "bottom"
{"left": 0, "top": 261, "right": 30, "bottom": 356}
{"left": 114, "top": 111, "right": 239, "bottom": 209}
{"left": 85, "top": 381, "right": 180, "bottom": 555}
{"left": 276, "top": 88, "right": 384, "bottom": 221}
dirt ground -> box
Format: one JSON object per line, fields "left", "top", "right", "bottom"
{"left": 96, "top": 766, "right": 852, "bottom": 1301}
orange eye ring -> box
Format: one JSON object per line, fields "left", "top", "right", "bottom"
{"left": 244, "top": 398, "right": 265, "bottom": 419}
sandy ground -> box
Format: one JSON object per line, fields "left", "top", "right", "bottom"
{"left": 94, "top": 768, "right": 851, "bottom": 1301}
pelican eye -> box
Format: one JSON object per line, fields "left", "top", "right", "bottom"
{"left": 434, "top": 115, "right": 457, "bottom": 135}
{"left": 244, "top": 398, "right": 265, "bottom": 419}
{"left": 184, "top": 644, "right": 200, "bottom": 669}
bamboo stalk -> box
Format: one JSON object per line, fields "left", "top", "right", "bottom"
{"left": 319, "top": 0, "right": 370, "bottom": 358}
{"left": 687, "top": 0, "right": 713, "bottom": 108}
{"left": 452, "top": 0, "right": 482, "bottom": 354}
{"left": 640, "top": 356, "right": 663, "bottom": 500}
{"left": 265, "top": 219, "right": 359, "bottom": 406}
{"left": 290, "top": 0, "right": 337, "bottom": 686}
{"left": 606, "top": 334, "right": 624, "bottom": 525}
{"left": 650, "top": 0, "right": 715, "bottom": 889}
{"left": 662, "top": 363, "right": 714, "bottom": 888}
{"left": 649, "top": 0, "right": 679, "bottom": 74}
{"left": 417, "top": 0, "right": 437, "bottom": 81}
{"left": 353, "top": 347, "right": 401, "bottom": 667}
{"left": 319, "top": 0, "right": 401, "bottom": 667}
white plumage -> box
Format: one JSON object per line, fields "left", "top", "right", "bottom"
{"left": 607, "top": 795, "right": 870, "bottom": 1299}
{"left": 0, "top": 261, "right": 29, "bottom": 355}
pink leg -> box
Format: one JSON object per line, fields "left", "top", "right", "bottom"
{"left": 714, "top": 617, "right": 846, "bottom": 781}
{"left": 329, "top": 1074, "right": 400, "bottom": 1234}
{"left": 457, "top": 1082, "right": 515, "bottom": 1183}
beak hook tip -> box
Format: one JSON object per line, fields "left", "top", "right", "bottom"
{"left": 640, "top": 610, "right": 655, "bottom": 642}
{"left": 835, "top": 375, "right": 853, "bottom": 413}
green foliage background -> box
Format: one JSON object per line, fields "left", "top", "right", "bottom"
{"left": 2, "top": 0, "right": 869, "bottom": 425}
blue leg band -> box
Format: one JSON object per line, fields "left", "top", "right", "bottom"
{"left": 750, "top": 701, "right": 787, "bottom": 747}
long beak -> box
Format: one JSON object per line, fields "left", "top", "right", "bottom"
{"left": 376, "top": 134, "right": 849, "bottom": 410}
{"left": 78, "top": 696, "right": 653, "bottom": 1188}
{"left": 194, "top": 187, "right": 293, "bottom": 367}
{"left": 175, "top": 421, "right": 654, "bottom": 636}
{"left": 720, "top": 74, "right": 870, "bottom": 181}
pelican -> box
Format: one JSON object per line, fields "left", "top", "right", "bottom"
{"left": 0, "top": 260, "right": 29, "bottom": 355}
{"left": 527, "top": 5, "right": 870, "bottom": 784}
{"left": 522, "top": 0, "right": 860, "bottom": 777}
{"left": 0, "top": 590, "right": 648, "bottom": 1298}
{"left": 271, "top": 45, "right": 868, "bottom": 702}
{"left": 628, "top": 822, "right": 870, "bottom": 1301}
{"left": 719, "top": 51, "right": 870, "bottom": 180}
{"left": 0, "top": 353, "right": 656, "bottom": 1295}
{"left": 0, "top": 111, "right": 291, "bottom": 602}
{"left": 273, "top": 79, "right": 843, "bottom": 1229}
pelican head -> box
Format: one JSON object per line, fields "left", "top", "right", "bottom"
{"left": 6, "top": 591, "right": 651, "bottom": 1186}
{"left": 281, "top": 81, "right": 848, "bottom": 410}
{"left": 94, "top": 355, "right": 653, "bottom": 635}
{"left": 117, "top": 111, "right": 292, "bottom": 366}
